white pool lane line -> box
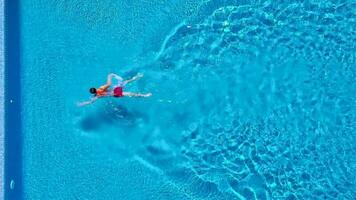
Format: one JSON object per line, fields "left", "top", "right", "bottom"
{"left": 0, "top": 0, "right": 4, "bottom": 199}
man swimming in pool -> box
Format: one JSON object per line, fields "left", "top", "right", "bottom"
{"left": 77, "top": 73, "right": 152, "bottom": 107}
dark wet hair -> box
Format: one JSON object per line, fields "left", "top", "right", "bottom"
{"left": 89, "top": 87, "right": 97, "bottom": 94}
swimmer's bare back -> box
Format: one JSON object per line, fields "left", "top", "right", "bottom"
{"left": 77, "top": 73, "right": 152, "bottom": 107}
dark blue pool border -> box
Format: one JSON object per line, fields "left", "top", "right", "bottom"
{"left": 4, "top": 0, "right": 22, "bottom": 200}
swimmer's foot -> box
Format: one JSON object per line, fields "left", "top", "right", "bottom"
{"left": 143, "top": 93, "right": 152, "bottom": 97}
{"left": 124, "top": 73, "right": 144, "bottom": 85}
{"left": 123, "top": 92, "right": 152, "bottom": 97}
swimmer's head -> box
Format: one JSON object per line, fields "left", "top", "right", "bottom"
{"left": 89, "top": 87, "right": 97, "bottom": 94}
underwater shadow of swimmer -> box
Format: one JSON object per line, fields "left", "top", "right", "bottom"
{"left": 80, "top": 104, "right": 148, "bottom": 132}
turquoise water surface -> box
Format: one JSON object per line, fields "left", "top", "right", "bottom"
{"left": 20, "top": 0, "right": 355, "bottom": 199}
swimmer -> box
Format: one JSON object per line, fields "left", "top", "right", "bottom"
{"left": 77, "top": 73, "right": 152, "bottom": 107}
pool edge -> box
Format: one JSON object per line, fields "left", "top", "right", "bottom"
{"left": 1, "top": 0, "right": 4, "bottom": 199}
{"left": 4, "top": 0, "right": 22, "bottom": 199}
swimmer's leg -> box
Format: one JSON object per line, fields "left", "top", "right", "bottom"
{"left": 110, "top": 73, "right": 125, "bottom": 87}
{"left": 123, "top": 73, "right": 144, "bottom": 85}
{"left": 123, "top": 91, "right": 152, "bottom": 98}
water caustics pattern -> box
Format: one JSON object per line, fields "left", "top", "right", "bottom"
{"left": 138, "top": 1, "right": 356, "bottom": 199}
{"left": 20, "top": 0, "right": 356, "bottom": 199}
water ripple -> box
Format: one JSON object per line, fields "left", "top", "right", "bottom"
{"left": 151, "top": 2, "right": 355, "bottom": 199}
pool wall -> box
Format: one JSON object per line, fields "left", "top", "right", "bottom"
{"left": 4, "top": 0, "right": 22, "bottom": 200}
{"left": 0, "top": 0, "right": 4, "bottom": 199}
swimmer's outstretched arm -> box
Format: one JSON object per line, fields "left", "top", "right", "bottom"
{"left": 124, "top": 73, "right": 144, "bottom": 85}
{"left": 77, "top": 97, "right": 98, "bottom": 107}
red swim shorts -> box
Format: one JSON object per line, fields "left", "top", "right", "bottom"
{"left": 113, "top": 87, "right": 124, "bottom": 97}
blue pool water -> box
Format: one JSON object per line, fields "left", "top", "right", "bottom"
{"left": 9, "top": 0, "right": 356, "bottom": 199}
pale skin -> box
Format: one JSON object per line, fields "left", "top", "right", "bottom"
{"left": 77, "top": 73, "right": 152, "bottom": 107}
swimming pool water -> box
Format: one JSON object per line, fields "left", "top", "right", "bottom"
{"left": 14, "top": 0, "right": 356, "bottom": 199}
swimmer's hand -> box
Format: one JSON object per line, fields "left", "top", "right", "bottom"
{"left": 77, "top": 97, "right": 98, "bottom": 107}
{"left": 77, "top": 101, "right": 90, "bottom": 107}
{"left": 136, "top": 73, "right": 144, "bottom": 78}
